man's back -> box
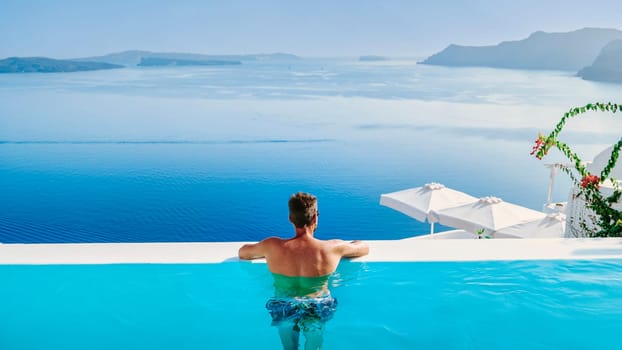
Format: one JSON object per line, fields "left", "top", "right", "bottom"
{"left": 240, "top": 235, "right": 368, "bottom": 278}
{"left": 265, "top": 236, "right": 341, "bottom": 276}
{"left": 237, "top": 192, "right": 369, "bottom": 350}
{"left": 258, "top": 235, "right": 367, "bottom": 298}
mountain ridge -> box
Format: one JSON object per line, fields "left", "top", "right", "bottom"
{"left": 420, "top": 27, "right": 622, "bottom": 71}
{"left": 578, "top": 39, "right": 622, "bottom": 83}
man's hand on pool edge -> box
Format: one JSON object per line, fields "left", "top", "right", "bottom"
{"left": 238, "top": 237, "right": 273, "bottom": 260}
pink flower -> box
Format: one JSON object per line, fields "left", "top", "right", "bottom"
{"left": 530, "top": 134, "right": 546, "bottom": 159}
{"left": 580, "top": 174, "right": 600, "bottom": 190}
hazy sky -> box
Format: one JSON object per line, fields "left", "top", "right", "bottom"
{"left": 2, "top": 0, "right": 622, "bottom": 58}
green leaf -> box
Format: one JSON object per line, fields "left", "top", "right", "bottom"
{"left": 534, "top": 102, "right": 621, "bottom": 236}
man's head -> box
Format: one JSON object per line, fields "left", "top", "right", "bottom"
{"left": 288, "top": 192, "right": 318, "bottom": 228}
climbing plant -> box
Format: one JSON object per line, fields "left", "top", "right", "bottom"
{"left": 531, "top": 102, "right": 622, "bottom": 237}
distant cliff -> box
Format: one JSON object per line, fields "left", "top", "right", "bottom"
{"left": 74, "top": 50, "right": 150, "bottom": 66}
{"left": 0, "top": 57, "right": 123, "bottom": 73}
{"left": 578, "top": 39, "right": 622, "bottom": 83}
{"left": 77, "top": 51, "right": 300, "bottom": 66}
{"left": 138, "top": 57, "right": 241, "bottom": 67}
{"left": 421, "top": 28, "right": 622, "bottom": 71}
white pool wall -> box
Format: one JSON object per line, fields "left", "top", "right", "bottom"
{"left": 1, "top": 235, "right": 622, "bottom": 265}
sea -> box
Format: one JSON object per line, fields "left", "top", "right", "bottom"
{"left": 0, "top": 58, "right": 620, "bottom": 243}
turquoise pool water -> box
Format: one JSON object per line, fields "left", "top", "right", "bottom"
{"left": 1, "top": 259, "right": 621, "bottom": 349}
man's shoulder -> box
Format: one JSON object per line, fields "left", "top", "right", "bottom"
{"left": 318, "top": 238, "right": 347, "bottom": 250}
{"left": 318, "top": 239, "right": 368, "bottom": 257}
{"left": 261, "top": 236, "right": 285, "bottom": 245}
{"left": 322, "top": 238, "right": 346, "bottom": 244}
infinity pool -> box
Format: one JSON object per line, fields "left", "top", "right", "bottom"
{"left": 1, "top": 260, "right": 621, "bottom": 350}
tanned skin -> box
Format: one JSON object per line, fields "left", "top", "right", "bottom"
{"left": 238, "top": 212, "right": 369, "bottom": 276}
{"left": 239, "top": 196, "right": 368, "bottom": 350}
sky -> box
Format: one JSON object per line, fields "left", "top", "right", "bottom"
{"left": 2, "top": 0, "right": 622, "bottom": 58}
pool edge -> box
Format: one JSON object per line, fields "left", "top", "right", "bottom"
{"left": 1, "top": 236, "right": 622, "bottom": 264}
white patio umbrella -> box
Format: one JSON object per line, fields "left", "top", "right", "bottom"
{"left": 493, "top": 213, "right": 566, "bottom": 238}
{"left": 380, "top": 183, "right": 478, "bottom": 234}
{"left": 431, "top": 196, "right": 546, "bottom": 235}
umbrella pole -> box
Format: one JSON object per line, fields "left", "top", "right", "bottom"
{"left": 430, "top": 222, "right": 435, "bottom": 236}
{"left": 547, "top": 166, "right": 558, "bottom": 205}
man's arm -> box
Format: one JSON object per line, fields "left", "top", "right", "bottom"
{"left": 334, "top": 240, "right": 369, "bottom": 258}
{"left": 238, "top": 237, "right": 276, "bottom": 260}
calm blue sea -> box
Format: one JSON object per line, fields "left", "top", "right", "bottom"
{"left": 1, "top": 260, "right": 621, "bottom": 350}
{"left": 0, "top": 59, "right": 620, "bottom": 242}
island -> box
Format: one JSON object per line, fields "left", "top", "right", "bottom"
{"left": 578, "top": 39, "right": 622, "bottom": 83}
{"left": 0, "top": 57, "right": 123, "bottom": 73}
{"left": 77, "top": 51, "right": 300, "bottom": 67}
{"left": 359, "top": 55, "right": 388, "bottom": 62}
{"left": 0, "top": 51, "right": 302, "bottom": 74}
{"left": 420, "top": 27, "right": 622, "bottom": 71}
{"left": 137, "top": 57, "right": 242, "bottom": 67}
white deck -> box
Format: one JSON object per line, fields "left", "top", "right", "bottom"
{"left": 1, "top": 234, "right": 622, "bottom": 264}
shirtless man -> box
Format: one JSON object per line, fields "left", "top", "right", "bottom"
{"left": 239, "top": 192, "right": 369, "bottom": 350}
